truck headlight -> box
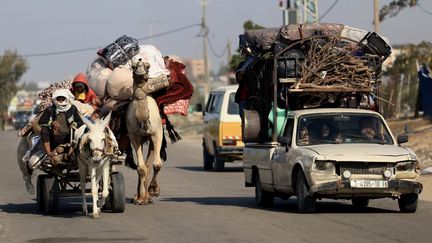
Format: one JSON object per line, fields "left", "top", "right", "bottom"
{"left": 395, "top": 161, "right": 420, "bottom": 173}
{"left": 314, "top": 160, "right": 335, "bottom": 173}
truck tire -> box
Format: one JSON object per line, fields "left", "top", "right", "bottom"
{"left": 202, "top": 142, "right": 214, "bottom": 171}
{"left": 398, "top": 193, "right": 418, "bottom": 213}
{"left": 296, "top": 170, "right": 316, "bottom": 213}
{"left": 213, "top": 156, "right": 225, "bottom": 172}
{"left": 254, "top": 173, "right": 274, "bottom": 207}
{"left": 352, "top": 198, "right": 369, "bottom": 208}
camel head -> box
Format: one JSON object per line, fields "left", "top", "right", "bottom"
{"left": 79, "top": 111, "right": 112, "bottom": 164}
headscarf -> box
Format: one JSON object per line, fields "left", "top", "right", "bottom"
{"left": 52, "top": 89, "right": 75, "bottom": 113}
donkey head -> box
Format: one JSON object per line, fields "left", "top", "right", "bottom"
{"left": 79, "top": 112, "right": 112, "bottom": 164}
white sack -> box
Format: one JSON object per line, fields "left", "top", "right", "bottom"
{"left": 106, "top": 65, "right": 134, "bottom": 100}
{"left": 132, "top": 45, "right": 170, "bottom": 79}
{"left": 86, "top": 57, "right": 112, "bottom": 97}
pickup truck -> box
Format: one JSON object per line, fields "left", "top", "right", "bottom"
{"left": 243, "top": 108, "right": 422, "bottom": 213}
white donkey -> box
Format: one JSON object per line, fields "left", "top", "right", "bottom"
{"left": 75, "top": 112, "right": 112, "bottom": 219}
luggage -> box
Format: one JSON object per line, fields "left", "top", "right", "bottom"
{"left": 86, "top": 57, "right": 112, "bottom": 97}
{"left": 131, "top": 45, "right": 170, "bottom": 79}
{"left": 97, "top": 35, "right": 140, "bottom": 69}
{"left": 106, "top": 65, "right": 134, "bottom": 100}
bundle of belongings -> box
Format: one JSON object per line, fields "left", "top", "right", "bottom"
{"left": 235, "top": 23, "right": 392, "bottom": 111}
{"left": 19, "top": 35, "right": 194, "bottom": 173}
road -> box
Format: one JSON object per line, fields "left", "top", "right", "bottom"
{"left": 1, "top": 128, "right": 432, "bottom": 243}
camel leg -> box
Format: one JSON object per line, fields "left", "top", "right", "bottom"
{"left": 90, "top": 167, "right": 101, "bottom": 219}
{"left": 130, "top": 135, "right": 150, "bottom": 205}
{"left": 148, "top": 131, "right": 163, "bottom": 198}
{"left": 78, "top": 159, "right": 88, "bottom": 216}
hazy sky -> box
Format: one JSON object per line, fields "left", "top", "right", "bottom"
{"left": 1, "top": 0, "right": 431, "bottom": 85}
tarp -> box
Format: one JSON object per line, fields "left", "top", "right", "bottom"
{"left": 418, "top": 64, "right": 432, "bottom": 117}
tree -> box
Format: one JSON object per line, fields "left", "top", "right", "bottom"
{"left": 228, "top": 20, "right": 265, "bottom": 72}
{"left": 379, "top": 0, "right": 419, "bottom": 21}
{"left": 0, "top": 50, "right": 28, "bottom": 118}
{"left": 381, "top": 42, "right": 432, "bottom": 117}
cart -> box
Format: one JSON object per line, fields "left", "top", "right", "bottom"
{"left": 35, "top": 153, "right": 125, "bottom": 215}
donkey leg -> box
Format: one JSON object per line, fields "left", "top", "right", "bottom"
{"left": 98, "top": 162, "right": 110, "bottom": 209}
{"left": 78, "top": 161, "right": 88, "bottom": 216}
{"left": 130, "top": 137, "right": 150, "bottom": 205}
{"left": 90, "top": 167, "right": 101, "bottom": 219}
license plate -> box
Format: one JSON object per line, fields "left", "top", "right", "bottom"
{"left": 350, "top": 179, "right": 388, "bottom": 188}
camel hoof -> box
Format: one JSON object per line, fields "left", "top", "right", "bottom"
{"left": 134, "top": 197, "right": 150, "bottom": 205}
{"left": 149, "top": 184, "right": 160, "bottom": 197}
{"left": 92, "top": 209, "right": 101, "bottom": 219}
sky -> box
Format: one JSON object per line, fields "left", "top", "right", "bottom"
{"left": 1, "top": 0, "right": 431, "bottom": 86}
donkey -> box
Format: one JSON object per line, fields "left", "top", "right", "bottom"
{"left": 75, "top": 112, "right": 112, "bottom": 218}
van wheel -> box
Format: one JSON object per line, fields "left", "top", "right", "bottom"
{"left": 296, "top": 170, "right": 316, "bottom": 213}
{"left": 254, "top": 173, "right": 274, "bottom": 207}
{"left": 398, "top": 193, "right": 418, "bottom": 213}
{"left": 202, "top": 143, "right": 213, "bottom": 170}
{"left": 213, "top": 156, "right": 225, "bottom": 172}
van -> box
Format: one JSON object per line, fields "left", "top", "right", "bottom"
{"left": 202, "top": 85, "right": 243, "bottom": 171}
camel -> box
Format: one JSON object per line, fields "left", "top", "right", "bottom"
{"left": 75, "top": 112, "right": 112, "bottom": 218}
{"left": 126, "top": 66, "right": 165, "bottom": 205}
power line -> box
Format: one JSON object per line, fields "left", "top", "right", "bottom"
{"left": 418, "top": 2, "right": 432, "bottom": 16}
{"left": 318, "top": 0, "right": 339, "bottom": 21}
{"left": 5, "top": 23, "right": 201, "bottom": 58}
{"left": 206, "top": 36, "right": 227, "bottom": 58}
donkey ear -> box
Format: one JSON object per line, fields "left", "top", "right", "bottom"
{"left": 79, "top": 113, "right": 94, "bottom": 130}
{"left": 101, "top": 111, "right": 112, "bottom": 128}
{"left": 79, "top": 134, "right": 89, "bottom": 151}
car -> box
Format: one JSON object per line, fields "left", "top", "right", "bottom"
{"left": 244, "top": 108, "right": 422, "bottom": 213}
{"left": 202, "top": 85, "right": 243, "bottom": 171}
{"left": 12, "top": 111, "right": 32, "bottom": 130}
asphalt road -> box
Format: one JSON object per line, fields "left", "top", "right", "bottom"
{"left": 1, "top": 128, "right": 432, "bottom": 243}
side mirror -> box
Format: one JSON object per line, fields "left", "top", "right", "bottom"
{"left": 397, "top": 134, "right": 409, "bottom": 145}
{"left": 277, "top": 136, "right": 291, "bottom": 145}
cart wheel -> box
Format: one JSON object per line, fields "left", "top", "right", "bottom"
{"left": 109, "top": 172, "right": 125, "bottom": 213}
{"left": 42, "top": 176, "right": 59, "bottom": 214}
{"left": 36, "top": 174, "right": 47, "bottom": 212}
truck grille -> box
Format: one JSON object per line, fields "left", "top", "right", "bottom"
{"left": 337, "top": 162, "right": 390, "bottom": 175}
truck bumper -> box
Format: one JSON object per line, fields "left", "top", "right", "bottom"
{"left": 310, "top": 180, "right": 423, "bottom": 199}
{"left": 217, "top": 146, "right": 243, "bottom": 160}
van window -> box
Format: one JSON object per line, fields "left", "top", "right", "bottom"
{"left": 227, "top": 93, "right": 239, "bottom": 115}
{"left": 205, "top": 94, "right": 214, "bottom": 112}
{"left": 209, "top": 94, "right": 222, "bottom": 113}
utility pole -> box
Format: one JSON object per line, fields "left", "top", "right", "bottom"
{"left": 373, "top": 0, "right": 380, "bottom": 33}
{"left": 198, "top": 0, "right": 210, "bottom": 102}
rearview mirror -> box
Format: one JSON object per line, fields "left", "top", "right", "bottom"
{"left": 195, "top": 103, "right": 203, "bottom": 112}
{"left": 397, "top": 134, "right": 409, "bottom": 145}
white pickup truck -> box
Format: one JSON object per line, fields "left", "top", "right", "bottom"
{"left": 243, "top": 108, "right": 422, "bottom": 213}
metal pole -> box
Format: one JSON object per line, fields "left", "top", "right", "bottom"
{"left": 201, "top": 0, "right": 209, "bottom": 102}
{"left": 373, "top": 0, "right": 380, "bottom": 33}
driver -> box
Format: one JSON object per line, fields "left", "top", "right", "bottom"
{"left": 36, "top": 89, "right": 83, "bottom": 166}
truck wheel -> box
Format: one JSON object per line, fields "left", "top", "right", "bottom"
{"left": 202, "top": 143, "right": 214, "bottom": 170}
{"left": 42, "top": 176, "right": 59, "bottom": 215}
{"left": 110, "top": 172, "right": 125, "bottom": 213}
{"left": 36, "top": 174, "right": 47, "bottom": 212}
{"left": 213, "top": 156, "right": 225, "bottom": 172}
{"left": 352, "top": 198, "right": 369, "bottom": 208}
{"left": 398, "top": 193, "right": 418, "bottom": 213}
{"left": 254, "top": 173, "right": 274, "bottom": 207}
{"left": 296, "top": 170, "right": 316, "bottom": 213}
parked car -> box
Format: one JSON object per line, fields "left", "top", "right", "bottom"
{"left": 202, "top": 85, "right": 243, "bottom": 171}
{"left": 244, "top": 108, "right": 422, "bottom": 213}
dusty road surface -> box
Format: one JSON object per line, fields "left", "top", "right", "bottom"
{"left": 1, "top": 128, "right": 432, "bottom": 243}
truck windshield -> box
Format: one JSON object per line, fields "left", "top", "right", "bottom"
{"left": 296, "top": 113, "right": 393, "bottom": 146}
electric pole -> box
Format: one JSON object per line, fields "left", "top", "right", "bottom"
{"left": 197, "top": 0, "right": 210, "bottom": 102}
{"left": 227, "top": 39, "right": 232, "bottom": 65}
{"left": 373, "top": 0, "right": 380, "bottom": 33}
